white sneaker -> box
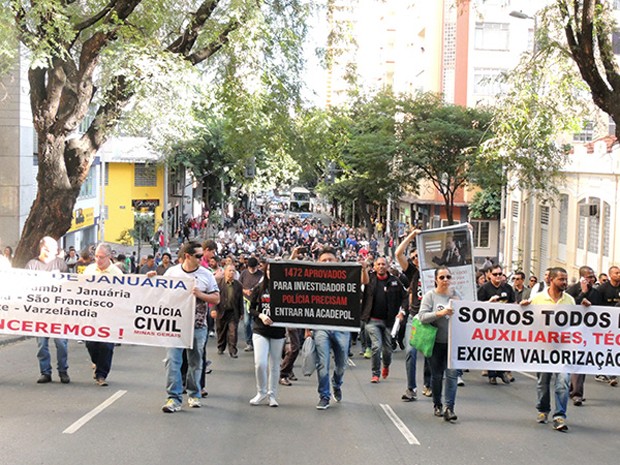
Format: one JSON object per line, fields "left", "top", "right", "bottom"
{"left": 457, "top": 376, "right": 465, "bottom": 386}
{"left": 188, "top": 397, "right": 202, "bottom": 408}
{"left": 269, "top": 396, "right": 279, "bottom": 407}
{"left": 250, "top": 393, "right": 268, "bottom": 405}
{"left": 162, "top": 399, "right": 181, "bottom": 413}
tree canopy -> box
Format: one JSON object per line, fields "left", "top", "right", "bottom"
{"left": 3, "top": 0, "right": 313, "bottom": 266}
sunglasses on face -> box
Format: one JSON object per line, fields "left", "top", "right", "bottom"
{"left": 194, "top": 254, "right": 204, "bottom": 259}
{"left": 438, "top": 275, "right": 452, "bottom": 281}
{"left": 491, "top": 272, "right": 502, "bottom": 276}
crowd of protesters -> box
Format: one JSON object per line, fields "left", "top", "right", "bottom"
{"left": 2, "top": 205, "right": 619, "bottom": 429}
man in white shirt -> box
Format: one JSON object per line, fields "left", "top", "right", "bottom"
{"left": 83, "top": 243, "right": 123, "bottom": 386}
{"left": 162, "top": 241, "right": 220, "bottom": 413}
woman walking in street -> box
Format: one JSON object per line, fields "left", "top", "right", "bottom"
{"left": 248, "top": 265, "right": 286, "bottom": 407}
{"left": 418, "top": 265, "right": 462, "bottom": 422}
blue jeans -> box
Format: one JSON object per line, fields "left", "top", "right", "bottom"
{"left": 36, "top": 337, "right": 68, "bottom": 375}
{"left": 366, "top": 320, "right": 392, "bottom": 377}
{"left": 315, "top": 330, "right": 350, "bottom": 400}
{"left": 429, "top": 342, "right": 457, "bottom": 409}
{"left": 537, "top": 372, "right": 570, "bottom": 419}
{"left": 165, "top": 327, "right": 207, "bottom": 402}
{"left": 405, "top": 315, "right": 420, "bottom": 390}
{"left": 243, "top": 298, "right": 253, "bottom": 346}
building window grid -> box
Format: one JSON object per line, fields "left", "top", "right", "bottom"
{"left": 586, "top": 197, "right": 600, "bottom": 254}
{"left": 603, "top": 202, "right": 611, "bottom": 257}
{"left": 558, "top": 195, "right": 568, "bottom": 245}
{"left": 474, "top": 22, "right": 510, "bottom": 51}
{"left": 78, "top": 166, "right": 96, "bottom": 199}
{"left": 472, "top": 220, "right": 490, "bottom": 248}
{"left": 577, "top": 197, "right": 610, "bottom": 255}
{"left": 135, "top": 163, "right": 157, "bottom": 187}
{"left": 573, "top": 121, "right": 594, "bottom": 143}
{"left": 473, "top": 68, "right": 507, "bottom": 96}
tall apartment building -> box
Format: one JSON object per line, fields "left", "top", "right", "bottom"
{"left": 0, "top": 46, "right": 37, "bottom": 251}
{"left": 323, "top": 0, "right": 545, "bottom": 265}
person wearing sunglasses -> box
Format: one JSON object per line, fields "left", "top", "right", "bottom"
{"left": 477, "top": 264, "right": 516, "bottom": 385}
{"left": 418, "top": 266, "right": 462, "bottom": 421}
{"left": 162, "top": 241, "right": 220, "bottom": 413}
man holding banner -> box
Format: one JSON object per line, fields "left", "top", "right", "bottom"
{"left": 83, "top": 243, "right": 123, "bottom": 387}
{"left": 313, "top": 247, "right": 368, "bottom": 409}
{"left": 25, "top": 236, "right": 70, "bottom": 384}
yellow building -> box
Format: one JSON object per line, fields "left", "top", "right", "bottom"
{"left": 98, "top": 137, "right": 165, "bottom": 245}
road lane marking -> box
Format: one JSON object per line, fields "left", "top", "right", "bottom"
{"left": 380, "top": 403, "right": 420, "bottom": 445}
{"left": 517, "top": 371, "right": 537, "bottom": 380}
{"left": 63, "top": 390, "right": 127, "bottom": 434}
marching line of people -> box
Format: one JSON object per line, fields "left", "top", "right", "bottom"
{"left": 2, "top": 212, "right": 619, "bottom": 432}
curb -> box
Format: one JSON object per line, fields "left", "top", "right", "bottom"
{"left": 0, "top": 335, "right": 29, "bottom": 347}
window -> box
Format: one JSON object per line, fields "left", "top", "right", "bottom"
{"left": 33, "top": 129, "right": 39, "bottom": 166}
{"left": 578, "top": 197, "right": 609, "bottom": 255}
{"left": 104, "top": 163, "right": 109, "bottom": 186}
{"left": 603, "top": 202, "right": 611, "bottom": 257}
{"left": 475, "top": 22, "right": 509, "bottom": 51}
{"left": 78, "top": 166, "right": 96, "bottom": 199}
{"left": 78, "top": 105, "right": 97, "bottom": 134}
{"left": 558, "top": 195, "right": 568, "bottom": 246}
{"left": 134, "top": 163, "right": 157, "bottom": 187}
{"left": 573, "top": 121, "right": 594, "bottom": 143}
{"left": 511, "top": 201, "right": 519, "bottom": 260}
{"left": 472, "top": 220, "right": 490, "bottom": 248}
{"left": 473, "top": 68, "right": 507, "bottom": 96}
{"left": 587, "top": 202, "right": 600, "bottom": 253}
{"left": 440, "top": 219, "right": 460, "bottom": 228}
{"left": 577, "top": 199, "right": 586, "bottom": 249}
{"left": 613, "top": 30, "right": 620, "bottom": 55}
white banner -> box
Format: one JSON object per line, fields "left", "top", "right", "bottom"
{"left": 0, "top": 269, "right": 195, "bottom": 348}
{"left": 449, "top": 300, "right": 620, "bottom": 375}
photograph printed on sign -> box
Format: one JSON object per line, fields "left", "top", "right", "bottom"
{"left": 416, "top": 224, "right": 477, "bottom": 301}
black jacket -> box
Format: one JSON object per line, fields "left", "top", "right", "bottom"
{"left": 215, "top": 277, "right": 244, "bottom": 321}
{"left": 361, "top": 272, "right": 407, "bottom": 327}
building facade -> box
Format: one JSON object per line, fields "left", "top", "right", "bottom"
{"left": 503, "top": 136, "right": 620, "bottom": 280}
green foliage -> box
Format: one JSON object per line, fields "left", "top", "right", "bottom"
{"left": 469, "top": 190, "right": 501, "bottom": 220}
{"left": 320, "top": 90, "right": 403, "bottom": 226}
{"left": 479, "top": 34, "right": 587, "bottom": 199}
{"left": 399, "top": 92, "right": 494, "bottom": 224}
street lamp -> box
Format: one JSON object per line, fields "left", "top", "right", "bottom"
{"left": 509, "top": 9, "right": 538, "bottom": 276}
{"left": 509, "top": 10, "right": 531, "bottom": 20}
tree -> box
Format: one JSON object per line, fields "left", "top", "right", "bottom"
{"left": 551, "top": 0, "right": 620, "bottom": 140}
{"left": 5, "top": 0, "right": 311, "bottom": 266}
{"left": 321, "top": 90, "right": 404, "bottom": 232}
{"left": 399, "top": 92, "right": 494, "bottom": 225}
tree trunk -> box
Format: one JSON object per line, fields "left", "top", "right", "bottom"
{"left": 13, "top": 159, "right": 82, "bottom": 267}
{"left": 357, "top": 195, "right": 373, "bottom": 236}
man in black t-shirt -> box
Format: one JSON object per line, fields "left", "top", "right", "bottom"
{"left": 477, "top": 265, "right": 515, "bottom": 385}
{"left": 594, "top": 265, "right": 620, "bottom": 386}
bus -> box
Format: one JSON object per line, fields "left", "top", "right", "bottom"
{"left": 289, "top": 187, "right": 311, "bottom": 213}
